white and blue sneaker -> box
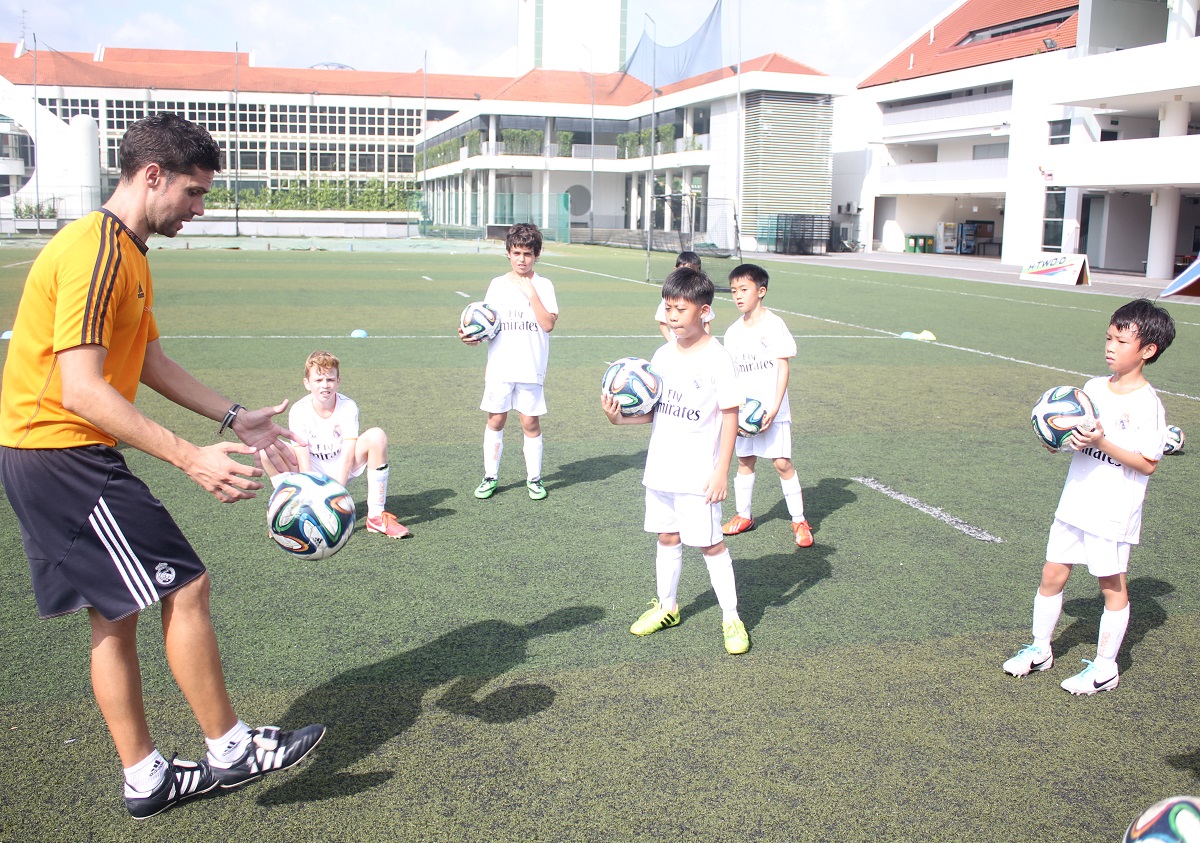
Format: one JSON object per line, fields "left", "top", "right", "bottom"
{"left": 1002, "top": 643, "right": 1054, "bottom": 677}
{"left": 1060, "top": 659, "right": 1119, "bottom": 696}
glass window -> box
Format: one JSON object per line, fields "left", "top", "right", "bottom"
{"left": 1048, "top": 119, "right": 1070, "bottom": 145}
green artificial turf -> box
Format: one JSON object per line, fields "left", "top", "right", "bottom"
{"left": 0, "top": 242, "right": 1197, "bottom": 842}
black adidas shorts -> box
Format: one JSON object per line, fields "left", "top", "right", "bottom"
{"left": 0, "top": 444, "right": 206, "bottom": 622}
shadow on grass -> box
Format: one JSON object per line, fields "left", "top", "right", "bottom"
{"left": 257, "top": 605, "right": 604, "bottom": 806}
{"left": 680, "top": 477, "right": 856, "bottom": 629}
{"left": 541, "top": 451, "right": 646, "bottom": 494}
{"left": 382, "top": 487, "right": 456, "bottom": 527}
{"left": 1057, "top": 576, "right": 1172, "bottom": 674}
{"left": 1167, "top": 747, "right": 1200, "bottom": 781}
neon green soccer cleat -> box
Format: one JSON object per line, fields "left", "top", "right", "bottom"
{"left": 629, "top": 599, "right": 680, "bottom": 636}
{"left": 722, "top": 618, "right": 750, "bottom": 654}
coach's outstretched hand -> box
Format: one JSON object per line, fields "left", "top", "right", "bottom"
{"left": 187, "top": 441, "right": 266, "bottom": 503}
{"left": 232, "top": 399, "right": 305, "bottom": 475}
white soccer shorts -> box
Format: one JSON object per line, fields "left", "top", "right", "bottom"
{"left": 480, "top": 381, "right": 547, "bottom": 416}
{"left": 644, "top": 488, "right": 724, "bottom": 549}
{"left": 735, "top": 419, "right": 792, "bottom": 460}
{"left": 1046, "top": 518, "right": 1130, "bottom": 577}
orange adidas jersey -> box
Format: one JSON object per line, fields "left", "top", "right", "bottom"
{"left": 0, "top": 210, "right": 159, "bottom": 449}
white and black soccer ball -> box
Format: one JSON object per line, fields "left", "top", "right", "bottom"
{"left": 602, "top": 356, "right": 662, "bottom": 416}
{"left": 1031, "top": 385, "right": 1098, "bottom": 452}
{"left": 267, "top": 472, "right": 356, "bottom": 560}
{"left": 1123, "top": 795, "right": 1200, "bottom": 842}
{"left": 1164, "top": 424, "right": 1186, "bottom": 455}
{"left": 737, "top": 398, "right": 766, "bottom": 437}
{"left": 460, "top": 301, "right": 500, "bottom": 341}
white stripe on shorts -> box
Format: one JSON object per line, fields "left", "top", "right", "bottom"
{"left": 88, "top": 496, "right": 160, "bottom": 610}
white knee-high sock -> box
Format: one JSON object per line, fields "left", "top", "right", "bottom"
{"left": 367, "top": 464, "right": 388, "bottom": 518}
{"left": 483, "top": 428, "right": 503, "bottom": 478}
{"left": 656, "top": 542, "right": 684, "bottom": 609}
{"left": 1032, "top": 590, "right": 1063, "bottom": 650}
{"left": 523, "top": 434, "right": 544, "bottom": 482}
{"left": 733, "top": 473, "right": 755, "bottom": 519}
{"left": 704, "top": 548, "right": 739, "bottom": 621}
{"left": 781, "top": 472, "right": 805, "bottom": 521}
{"left": 1095, "top": 604, "right": 1130, "bottom": 673}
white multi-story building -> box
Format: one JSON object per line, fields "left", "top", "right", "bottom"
{"left": 835, "top": 0, "right": 1200, "bottom": 279}
{"left": 0, "top": 10, "right": 843, "bottom": 252}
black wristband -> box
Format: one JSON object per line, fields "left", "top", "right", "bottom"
{"left": 219, "top": 403, "right": 244, "bottom": 435}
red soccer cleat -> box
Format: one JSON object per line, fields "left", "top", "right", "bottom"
{"left": 791, "top": 519, "right": 814, "bottom": 548}
{"left": 722, "top": 515, "right": 755, "bottom": 536}
{"left": 365, "top": 512, "right": 411, "bottom": 539}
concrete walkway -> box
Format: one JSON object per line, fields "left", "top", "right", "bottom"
{"left": 763, "top": 250, "right": 1200, "bottom": 307}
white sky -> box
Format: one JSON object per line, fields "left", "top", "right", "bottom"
{"left": 2, "top": 0, "right": 953, "bottom": 82}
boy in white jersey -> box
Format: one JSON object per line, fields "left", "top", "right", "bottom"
{"left": 1003, "top": 299, "right": 1175, "bottom": 695}
{"left": 602, "top": 266, "right": 749, "bottom": 655}
{"left": 654, "top": 251, "right": 713, "bottom": 341}
{"left": 458, "top": 222, "right": 559, "bottom": 501}
{"left": 287, "top": 350, "right": 410, "bottom": 538}
{"left": 720, "top": 264, "right": 813, "bottom": 548}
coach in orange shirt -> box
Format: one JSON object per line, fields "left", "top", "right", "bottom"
{"left": 0, "top": 113, "right": 324, "bottom": 819}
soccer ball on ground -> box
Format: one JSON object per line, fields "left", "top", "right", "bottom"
{"left": 1123, "top": 795, "right": 1200, "bottom": 842}
{"left": 1031, "top": 385, "right": 1097, "bottom": 452}
{"left": 267, "top": 472, "right": 356, "bottom": 560}
{"left": 602, "top": 357, "right": 662, "bottom": 416}
{"left": 1164, "top": 424, "right": 1186, "bottom": 455}
{"left": 460, "top": 301, "right": 500, "bottom": 341}
{"left": 737, "top": 399, "right": 766, "bottom": 437}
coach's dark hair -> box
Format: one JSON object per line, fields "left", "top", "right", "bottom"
{"left": 675, "top": 250, "right": 702, "bottom": 270}
{"left": 729, "top": 263, "right": 769, "bottom": 289}
{"left": 1111, "top": 298, "right": 1175, "bottom": 364}
{"left": 506, "top": 222, "right": 543, "bottom": 256}
{"left": 118, "top": 112, "right": 222, "bottom": 182}
{"left": 662, "top": 266, "right": 714, "bottom": 307}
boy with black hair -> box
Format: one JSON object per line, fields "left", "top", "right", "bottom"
{"left": 1003, "top": 298, "right": 1175, "bottom": 695}
{"left": 721, "top": 263, "right": 812, "bottom": 547}
{"left": 655, "top": 251, "right": 713, "bottom": 341}
{"left": 459, "top": 222, "right": 559, "bottom": 500}
{"left": 603, "top": 266, "right": 749, "bottom": 655}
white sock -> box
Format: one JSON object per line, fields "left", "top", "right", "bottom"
{"left": 523, "top": 434, "right": 544, "bottom": 482}
{"left": 733, "top": 473, "right": 755, "bottom": 519}
{"left": 483, "top": 428, "right": 503, "bottom": 478}
{"left": 1031, "top": 590, "right": 1063, "bottom": 651}
{"left": 656, "top": 542, "right": 684, "bottom": 610}
{"left": 781, "top": 472, "right": 805, "bottom": 521}
{"left": 1095, "top": 605, "right": 1130, "bottom": 674}
{"left": 704, "top": 548, "right": 739, "bottom": 622}
{"left": 205, "top": 720, "right": 251, "bottom": 766}
{"left": 367, "top": 464, "right": 389, "bottom": 519}
{"left": 124, "top": 749, "right": 168, "bottom": 795}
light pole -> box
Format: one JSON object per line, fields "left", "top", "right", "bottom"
{"left": 644, "top": 14, "right": 656, "bottom": 283}
{"left": 581, "top": 44, "right": 596, "bottom": 243}
{"left": 32, "top": 33, "right": 40, "bottom": 235}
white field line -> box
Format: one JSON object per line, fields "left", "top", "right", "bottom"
{"left": 539, "top": 260, "right": 1200, "bottom": 403}
{"left": 454, "top": 290, "right": 471, "bottom": 297}
{"left": 853, "top": 477, "right": 1004, "bottom": 544}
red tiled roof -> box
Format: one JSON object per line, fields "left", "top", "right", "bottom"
{"left": 859, "top": 0, "right": 1078, "bottom": 89}
{"left": 0, "top": 44, "right": 509, "bottom": 100}
{"left": 0, "top": 43, "right": 825, "bottom": 105}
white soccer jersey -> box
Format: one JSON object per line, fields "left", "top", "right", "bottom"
{"left": 288, "top": 393, "right": 363, "bottom": 478}
{"left": 642, "top": 338, "right": 742, "bottom": 494}
{"left": 723, "top": 309, "right": 797, "bottom": 424}
{"left": 1054, "top": 375, "right": 1166, "bottom": 543}
{"left": 484, "top": 272, "right": 559, "bottom": 385}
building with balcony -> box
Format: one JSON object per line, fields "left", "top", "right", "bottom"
{"left": 416, "top": 56, "right": 841, "bottom": 251}
{"left": 835, "top": 0, "right": 1200, "bottom": 279}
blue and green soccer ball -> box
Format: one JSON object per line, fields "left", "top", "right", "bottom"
{"left": 267, "top": 472, "right": 356, "bottom": 560}
{"left": 1031, "top": 385, "right": 1097, "bottom": 452}
{"left": 602, "top": 357, "right": 662, "bottom": 416}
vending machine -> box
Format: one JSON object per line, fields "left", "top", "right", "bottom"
{"left": 934, "top": 222, "right": 958, "bottom": 254}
